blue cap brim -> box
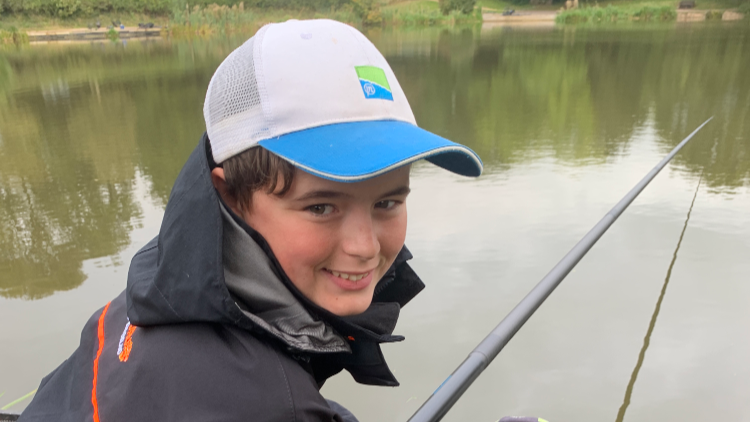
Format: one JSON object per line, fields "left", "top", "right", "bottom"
{"left": 258, "top": 120, "right": 483, "bottom": 182}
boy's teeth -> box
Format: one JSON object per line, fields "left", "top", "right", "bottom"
{"left": 329, "top": 270, "right": 368, "bottom": 282}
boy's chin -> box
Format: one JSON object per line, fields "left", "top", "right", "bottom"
{"left": 321, "top": 295, "right": 374, "bottom": 317}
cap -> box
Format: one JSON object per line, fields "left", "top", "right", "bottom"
{"left": 203, "top": 19, "right": 482, "bottom": 182}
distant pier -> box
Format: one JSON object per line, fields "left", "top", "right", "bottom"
{"left": 27, "top": 27, "right": 161, "bottom": 43}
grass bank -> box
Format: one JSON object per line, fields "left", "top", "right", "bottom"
{"left": 583, "top": 0, "right": 748, "bottom": 10}
{"left": 0, "top": 25, "right": 29, "bottom": 43}
{"left": 166, "top": 1, "right": 481, "bottom": 37}
{"left": 168, "top": 3, "right": 358, "bottom": 36}
{"left": 556, "top": 2, "right": 748, "bottom": 23}
{"left": 381, "top": 0, "right": 482, "bottom": 26}
{"left": 557, "top": 0, "right": 750, "bottom": 23}
{"left": 556, "top": 4, "right": 676, "bottom": 23}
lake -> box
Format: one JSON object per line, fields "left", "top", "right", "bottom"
{"left": 1, "top": 21, "right": 749, "bottom": 421}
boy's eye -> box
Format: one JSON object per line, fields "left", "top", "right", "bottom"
{"left": 375, "top": 200, "right": 397, "bottom": 210}
{"left": 307, "top": 204, "right": 334, "bottom": 215}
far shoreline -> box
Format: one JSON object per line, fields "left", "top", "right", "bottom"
{"left": 2, "top": 2, "right": 747, "bottom": 44}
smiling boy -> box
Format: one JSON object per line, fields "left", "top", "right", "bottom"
{"left": 213, "top": 163, "right": 411, "bottom": 317}
{"left": 19, "top": 19, "right": 481, "bottom": 422}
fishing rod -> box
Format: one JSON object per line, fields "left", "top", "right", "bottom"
{"left": 408, "top": 117, "right": 714, "bottom": 422}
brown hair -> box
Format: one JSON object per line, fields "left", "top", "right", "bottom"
{"left": 222, "top": 146, "right": 296, "bottom": 211}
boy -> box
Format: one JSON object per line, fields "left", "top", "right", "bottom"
{"left": 19, "top": 19, "right": 481, "bottom": 421}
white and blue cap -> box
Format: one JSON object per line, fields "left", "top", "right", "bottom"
{"left": 203, "top": 19, "right": 482, "bottom": 181}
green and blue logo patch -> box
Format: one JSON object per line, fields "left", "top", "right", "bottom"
{"left": 355, "top": 66, "right": 393, "bottom": 101}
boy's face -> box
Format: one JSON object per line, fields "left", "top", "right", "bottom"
{"left": 221, "top": 165, "right": 410, "bottom": 316}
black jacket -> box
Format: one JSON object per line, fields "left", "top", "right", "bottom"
{"left": 19, "top": 135, "right": 425, "bottom": 422}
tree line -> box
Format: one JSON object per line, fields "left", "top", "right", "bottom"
{"left": 0, "top": 0, "right": 475, "bottom": 18}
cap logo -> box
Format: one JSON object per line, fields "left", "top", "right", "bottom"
{"left": 355, "top": 66, "right": 393, "bottom": 101}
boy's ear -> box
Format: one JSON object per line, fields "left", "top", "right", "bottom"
{"left": 211, "top": 168, "right": 239, "bottom": 211}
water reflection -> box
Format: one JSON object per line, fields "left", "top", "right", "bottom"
{"left": 0, "top": 41, "right": 221, "bottom": 299}
{"left": 0, "top": 72, "right": 140, "bottom": 299}
{"left": 0, "top": 24, "right": 748, "bottom": 300}
{"left": 375, "top": 24, "right": 750, "bottom": 188}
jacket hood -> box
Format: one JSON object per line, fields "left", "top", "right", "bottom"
{"left": 126, "top": 134, "right": 425, "bottom": 386}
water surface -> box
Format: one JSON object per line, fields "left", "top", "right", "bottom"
{"left": 1, "top": 22, "right": 749, "bottom": 421}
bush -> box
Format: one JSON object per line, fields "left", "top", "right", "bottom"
{"left": 171, "top": 3, "right": 246, "bottom": 33}
{"left": 739, "top": 1, "right": 750, "bottom": 14}
{"left": 381, "top": 4, "right": 446, "bottom": 25}
{"left": 632, "top": 5, "right": 676, "bottom": 20}
{"left": 54, "top": 0, "right": 82, "bottom": 16}
{"left": 556, "top": 4, "right": 677, "bottom": 23}
{"left": 439, "top": 0, "right": 475, "bottom": 15}
{"left": 351, "top": 0, "right": 382, "bottom": 25}
{"left": 0, "top": 26, "right": 28, "bottom": 43}
{"left": 106, "top": 26, "right": 119, "bottom": 39}
{"left": 556, "top": 6, "right": 620, "bottom": 23}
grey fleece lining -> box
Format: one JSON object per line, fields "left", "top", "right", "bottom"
{"left": 221, "top": 204, "right": 350, "bottom": 353}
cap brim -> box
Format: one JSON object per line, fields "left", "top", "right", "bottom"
{"left": 257, "top": 120, "right": 483, "bottom": 182}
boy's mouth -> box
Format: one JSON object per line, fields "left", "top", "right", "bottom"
{"left": 323, "top": 269, "right": 370, "bottom": 282}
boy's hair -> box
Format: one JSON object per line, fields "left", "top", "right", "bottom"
{"left": 223, "top": 147, "right": 296, "bottom": 211}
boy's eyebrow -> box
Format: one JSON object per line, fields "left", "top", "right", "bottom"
{"left": 379, "top": 185, "right": 411, "bottom": 198}
{"left": 294, "top": 190, "right": 353, "bottom": 201}
{"left": 293, "top": 185, "right": 410, "bottom": 202}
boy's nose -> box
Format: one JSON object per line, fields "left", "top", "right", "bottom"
{"left": 341, "top": 212, "right": 380, "bottom": 260}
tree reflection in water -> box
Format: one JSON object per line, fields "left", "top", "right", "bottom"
{"left": 0, "top": 24, "right": 748, "bottom": 299}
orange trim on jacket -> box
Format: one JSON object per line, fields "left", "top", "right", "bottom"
{"left": 92, "top": 302, "right": 111, "bottom": 422}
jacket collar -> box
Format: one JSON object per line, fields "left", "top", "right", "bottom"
{"left": 222, "top": 203, "right": 351, "bottom": 354}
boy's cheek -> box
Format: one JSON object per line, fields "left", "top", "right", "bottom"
{"left": 274, "top": 228, "right": 336, "bottom": 283}
{"left": 378, "top": 213, "right": 408, "bottom": 258}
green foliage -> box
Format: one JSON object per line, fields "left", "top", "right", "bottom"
{"left": 0, "top": 0, "right": 172, "bottom": 16}
{"left": 54, "top": 0, "right": 81, "bottom": 17}
{"left": 106, "top": 26, "right": 118, "bottom": 39}
{"left": 351, "top": 0, "right": 382, "bottom": 25}
{"left": 632, "top": 5, "right": 676, "bottom": 20}
{"left": 739, "top": 1, "right": 750, "bottom": 13}
{"left": 381, "top": 0, "right": 480, "bottom": 24}
{"left": 556, "top": 4, "right": 676, "bottom": 23}
{"left": 705, "top": 9, "right": 722, "bottom": 18}
{"left": 556, "top": 5, "right": 611, "bottom": 23}
{"left": 439, "top": 0, "right": 475, "bottom": 15}
{"left": 169, "top": 3, "right": 248, "bottom": 36}
{"left": 381, "top": 4, "right": 444, "bottom": 24}
{"left": 186, "top": 0, "right": 347, "bottom": 8}
{"left": 0, "top": 25, "right": 28, "bottom": 43}
{"left": 0, "top": 0, "right": 480, "bottom": 22}
{"left": 0, "top": 0, "right": 346, "bottom": 17}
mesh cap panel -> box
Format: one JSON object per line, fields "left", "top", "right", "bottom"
{"left": 204, "top": 30, "right": 272, "bottom": 163}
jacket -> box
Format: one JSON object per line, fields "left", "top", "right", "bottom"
{"left": 19, "top": 135, "right": 425, "bottom": 422}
